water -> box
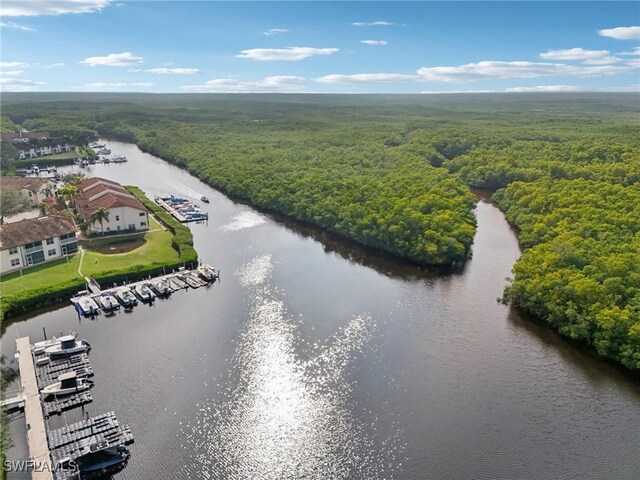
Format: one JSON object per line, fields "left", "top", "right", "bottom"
{"left": 2, "top": 140, "right": 639, "bottom": 479}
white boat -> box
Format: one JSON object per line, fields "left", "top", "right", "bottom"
{"left": 96, "top": 292, "right": 120, "bottom": 312}
{"left": 40, "top": 371, "right": 93, "bottom": 398}
{"left": 75, "top": 296, "right": 100, "bottom": 316}
{"left": 114, "top": 287, "right": 137, "bottom": 309}
{"left": 149, "top": 279, "right": 171, "bottom": 297}
{"left": 112, "top": 155, "right": 128, "bottom": 163}
{"left": 32, "top": 336, "right": 61, "bottom": 355}
{"left": 45, "top": 335, "right": 91, "bottom": 358}
{"left": 197, "top": 264, "right": 217, "bottom": 282}
{"left": 35, "top": 356, "right": 51, "bottom": 366}
{"left": 133, "top": 284, "right": 155, "bottom": 302}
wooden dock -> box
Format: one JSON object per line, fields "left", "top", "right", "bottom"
{"left": 16, "top": 337, "right": 53, "bottom": 480}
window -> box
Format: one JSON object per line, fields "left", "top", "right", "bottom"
{"left": 117, "top": 226, "right": 121, "bottom": 231}
{"left": 139, "top": 212, "right": 146, "bottom": 217}
{"left": 48, "top": 249, "right": 56, "bottom": 256}
{"left": 106, "top": 227, "right": 111, "bottom": 231}
{"left": 115, "top": 215, "right": 120, "bottom": 221}
{"left": 60, "top": 232, "right": 76, "bottom": 240}
{"left": 11, "top": 258, "right": 20, "bottom": 267}
{"left": 46, "top": 238, "right": 55, "bottom": 245}
{"left": 25, "top": 241, "right": 42, "bottom": 250}
{"left": 140, "top": 222, "right": 147, "bottom": 226}
{"left": 9, "top": 247, "right": 18, "bottom": 255}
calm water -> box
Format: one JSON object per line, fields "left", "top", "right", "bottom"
{"left": 3, "top": 140, "right": 639, "bottom": 480}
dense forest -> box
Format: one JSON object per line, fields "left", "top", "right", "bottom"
{"left": 2, "top": 93, "right": 639, "bottom": 368}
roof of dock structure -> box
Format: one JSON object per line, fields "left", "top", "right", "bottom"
{"left": 0, "top": 215, "right": 77, "bottom": 250}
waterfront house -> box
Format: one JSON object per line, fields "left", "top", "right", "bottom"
{"left": 2, "top": 177, "right": 55, "bottom": 207}
{"left": 76, "top": 177, "right": 150, "bottom": 235}
{"left": 0, "top": 215, "right": 78, "bottom": 273}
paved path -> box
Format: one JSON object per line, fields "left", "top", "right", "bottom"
{"left": 77, "top": 246, "right": 85, "bottom": 276}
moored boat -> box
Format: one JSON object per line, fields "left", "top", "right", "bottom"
{"left": 45, "top": 335, "right": 91, "bottom": 358}
{"left": 132, "top": 284, "right": 155, "bottom": 302}
{"left": 114, "top": 287, "right": 138, "bottom": 309}
{"left": 40, "top": 371, "right": 93, "bottom": 398}
{"left": 96, "top": 292, "right": 120, "bottom": 312}
{"left": 197, "top": 264, "right": 217, "bottom": 282}
{"left": 75, "top": 296, "right": 101, "bottom": 316}
{"left": 149, "top": 279, "right": 171, "bottom": 297}
{"left": 201, "top": 195, "right": 210, "bottom": 203}
{"left": 75, "top": 444, "right": 131, "bottom": 478}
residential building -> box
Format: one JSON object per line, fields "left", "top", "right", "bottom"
{"left": 0, "top": 216, "right": 78, "bottom": 273}
{"left": 2, "top": 177, "right": 55, "bottom": 207}
{"left": 76, "top": 177, "right": 149, "bottom": 235}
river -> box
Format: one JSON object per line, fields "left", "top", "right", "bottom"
{"left": 3, "top": 139, "right": 639, "bottom": 480}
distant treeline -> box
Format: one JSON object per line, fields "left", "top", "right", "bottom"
{"left": 2, "top": 93, "right": 639, "bottom": 367}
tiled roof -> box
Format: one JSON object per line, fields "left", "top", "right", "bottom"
{"left": 2, "top": 177, "right": 53, "bottom": 193}
{"left": 75, "top": 177, "right": 146, "bottom": 218}
{"left": 0, "top": 215, "right": 76, "bottom": 250}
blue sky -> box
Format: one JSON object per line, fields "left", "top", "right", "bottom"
{"left": 0, "top": 1, "right": 638, "bottom": 93}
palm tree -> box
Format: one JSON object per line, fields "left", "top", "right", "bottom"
{"left": 90, "top": 207, "right": 110, "bottom": 236}
{"left": 58, "top": 184, "right": 80, "bottom": 209}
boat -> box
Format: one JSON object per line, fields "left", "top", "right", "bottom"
{"left": 149, "top": 279, "right": 171, "bottom": 297}
{"left": 75, "top": 444, "right": 130, "bottom": 478}
{"left": 201, "top": 196, "right": 210, "bottom": 203}
{"left": 114, "top": 287, "right": 138, "bottom": 309}
{"left": 75, "top": 296, "right": 101, "bottom": 316}
{"left": 197, "top": 264, "right": 217, "bottom": 282}
{"left": 35, "top": 356, "right": 51, "bottom": 366}
{"left": 132, "top": 284, "right": 155, "bottom": 302}
{"left": 31, "top": 165, "right": 40, "bottom": 174}
{"left": 96, "top": 292, "right": 120, "bottom": 312}
{"left": 32, "top": 336, "right": 62, "bottom": 355}
{"left": 45, "top": 335, "right": 91, "bottom": 358}
{"left": 112, "top": 155, "right": 128, "bottom": 163}
{"left": 170, "top": 195, "right": 187, "bottom": 203}
{"left": 40, "top": 371, "right": 93, "bottom": 398}
{"left": 98, "top": 148, "right": 111, "bottom": 155}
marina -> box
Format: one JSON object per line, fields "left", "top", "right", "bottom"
{"left": 9, "top": 335, "right": 134, "bottom": 480}
{"left": 155, "top": 195, "right": 209, "bottom": 223}
{"left": 71, "top": 266, "right": 219, "bottom": 316}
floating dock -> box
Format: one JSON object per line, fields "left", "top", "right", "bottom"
{"left": 9, "top": 337, "right": 133, "bottom": 479}
{"left": 70, "top": 266, "right": 218, "bottom": 315}
{"left": 155, "top": 196, "right": 208, "bottom": 223}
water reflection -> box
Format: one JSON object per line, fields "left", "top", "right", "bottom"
{"left": 186, "top": 255, "right": 402, "bottom": 479}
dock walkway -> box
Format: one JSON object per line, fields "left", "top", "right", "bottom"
{"left": 16, "top": 337, "right": 53, "bottom": 480}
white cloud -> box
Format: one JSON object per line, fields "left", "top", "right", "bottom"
{"left": 0, "top": 61, "right": 29, "bottom": 68}
{"left": 352, "top": 21, "right": 402, "bottom": 27}
{"left": 263, "top": 28, "right": 288, "bottom": 36}
{"left": 316, "top": 73, "right": 420, "bottom": 84}
{"left": 618, "top": 46, "right": 640, "bottom": 56}
{"left": 0, "top": 78, "right": 44, "bottom": 84}
{"left": 0, "top": 21, "right": 36, "bottom": 31}
{"left": 416, "top": 60, "right": 631, "bottom": 83}
{"left": 360, "top": 40, "right": 388, "bottom": 46}
{"left": 145, "top": 67, "right": 200, "bottom": 75}
{"left": 505, "top": 85, "right": 581, "bottom": 92}
{"left": 81, "top": 52, "right": 144, "bottom": 67}
{"left": 1, "top": 0, "right": 111, "bottom": 17}
{"left": 78, "top": 82, "right": 153, "bottom": 90}
{"left": 626, "top": 58, "right": 640, "bottom": 68}
{"left": 540, "top": 48, "right": 621, "bottom": 65}
{"left": 40, "top": 63, "right": 66, "bottom": 68}
{"left": 598, "top": 26, "right": 640, "bottom": 40}
{"left": 236, "top": 47, "right": 338, "bottom": 61}
{"left": 181, "top": 76, "right": 305, "bottom": 93}
{"left": 420, "top": 89, "right": 497, "bottom": 94}
{"left": 1, "top": 70, "right": 25, "bottom": 76}
{"left": 540, "top": 48, "right": 609, "bottom": 60}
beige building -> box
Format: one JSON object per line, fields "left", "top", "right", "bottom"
{"left": 0, "top": 216, "right": 78, "bottom": 273}
{"left": 76, "top": 177, "right": 149, "bottom": 235}
{"left": 1, "top": 177, "right": 55, "bottom": 207}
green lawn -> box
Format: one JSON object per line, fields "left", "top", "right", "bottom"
{"left": 1, "top": 256, "right": 82, "bottom": 298}
{"left": 1, "top": 213, "right": 184, "bottom": 320}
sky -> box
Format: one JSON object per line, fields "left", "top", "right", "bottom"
{"left": 0, "top": 1, "right": 638, "bottom": 93}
